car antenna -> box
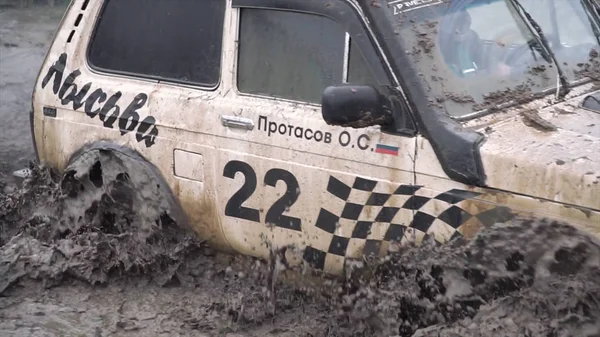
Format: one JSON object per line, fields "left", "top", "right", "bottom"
{"left": 506, "top": 0, "right": 570, "bottom": 100}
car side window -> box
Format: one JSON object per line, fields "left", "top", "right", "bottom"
{"left": 88, "top": 0, "right": 226, "bottom": 87}
{"left": 347, "top": 38, "right": 377, "bottom": 85}
{"left": 237, "top": 9, "right": 378, "bottom": 104}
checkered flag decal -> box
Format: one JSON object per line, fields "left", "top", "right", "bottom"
{"left": 303, "top": 175, "right": 512, "bottom": 271}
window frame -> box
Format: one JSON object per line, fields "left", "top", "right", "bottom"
{"left": 85, "top": 0, "right": 228, "bottom": 91}
{"left": 231, "top": 0, "right": 396, "bottom": 105}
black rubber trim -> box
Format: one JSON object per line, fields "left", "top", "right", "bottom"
{"left": 358, "top": 1, "right": 487, "bottom": 186}
{"left": 232, "top": 0, "right": 394, "bottom": 86}
{"left": 29, "top": 108, "right": 39, "bottom": 163}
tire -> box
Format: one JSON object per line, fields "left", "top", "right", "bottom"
{"left": 58, "top": 141, "right": 187, "bottom": 240}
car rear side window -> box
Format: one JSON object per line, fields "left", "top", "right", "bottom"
{"left": 237, "top": 9, "right": 376, "bottom": 104}
{"left": 88, "top": 0, "right": 225, "bottom": 87}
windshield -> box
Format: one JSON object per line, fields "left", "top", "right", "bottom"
{"left": 384, "top": 0, "right": 600, "bottom": 117}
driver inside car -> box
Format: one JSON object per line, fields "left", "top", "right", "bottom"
{"left": 439, "top": 9, "right": 512, "bottom": 78}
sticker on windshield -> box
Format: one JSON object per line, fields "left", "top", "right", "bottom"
{"left": 390, "top": 0, "right": 443, "bottom": 15}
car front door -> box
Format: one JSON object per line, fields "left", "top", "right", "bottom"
{"left": 214, "top": 0, "right": 423, "bottom": 274}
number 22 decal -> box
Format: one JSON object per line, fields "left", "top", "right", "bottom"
{"left": 223, "top": 160, "right": 302, "bottom": 231}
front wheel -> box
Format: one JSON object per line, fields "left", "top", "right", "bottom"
{"left": 58, "top": 143, "right": 187, "bottom": 242}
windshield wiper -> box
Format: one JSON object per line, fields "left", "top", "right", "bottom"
{"left": 581, "top": 0, "right": 600, "bottom": 45}
{"left": 506, "top": 0, "right": 571, "bottom": 99}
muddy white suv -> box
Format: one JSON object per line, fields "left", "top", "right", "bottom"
{"left": 28, "top": 0, "right": 599, "bottom": 275}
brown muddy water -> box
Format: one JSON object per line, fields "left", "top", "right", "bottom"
{"left": 1, "top": 4, "right": 600, "bottom": 337}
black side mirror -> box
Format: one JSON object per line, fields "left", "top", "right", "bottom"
{"left": 321, "top": 84, "right": 417, "bottom": 136}
{"left": 321, "top": 85, "right": 392, "bottom": 128}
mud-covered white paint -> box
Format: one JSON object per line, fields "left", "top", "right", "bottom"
{"left": 173, "top": 149, "right": 205, "bottom": 182}
{"left": 416, "top": 85, "right": 600, "bottom": 236}
{"left": 479, "top": 93, "right": 600, "bottom": 210}
{"left": 30, "top": 0, "right": 600, "bottom": 276}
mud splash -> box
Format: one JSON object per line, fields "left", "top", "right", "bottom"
{"left": 0, "top": 164, "right": 332, "bottom": 336}
{"left": 0, "top": 163, "right": 203, "bottom": 291}
{"left": 338, "top": 221, "right": 600, "bottom": 336}
{"left": 1, "top": 164, "right": 599, "bottom": 336}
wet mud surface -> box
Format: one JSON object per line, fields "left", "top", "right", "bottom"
{"left": 1, "top": 5, "right": 600, "bottom": 337}
{"left": 0, "top": 5, "right": 63, "bottom": 180}
{"left": 1, "top": 164, "right": 599, "bottom": 337}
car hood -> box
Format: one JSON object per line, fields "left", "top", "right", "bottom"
{"left": 475, "top": 89, "right": 600, "bottom": 211}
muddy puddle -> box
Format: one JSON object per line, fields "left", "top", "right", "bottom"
{"left": 1, "top": 164, "right": 599, "bottom": 337}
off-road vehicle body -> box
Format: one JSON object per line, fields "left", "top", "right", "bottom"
{"left": 28, "top": 0, "right": 600, "bottom": 274}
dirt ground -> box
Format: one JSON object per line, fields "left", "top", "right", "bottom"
{"left": 1, "top": 4, "right": 599, "bottom": 337}
{"left": 0, "top": 4, "right": 60, "bottom": 182}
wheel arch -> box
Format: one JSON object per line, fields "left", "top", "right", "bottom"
{"left": 62, "top": 140, "right": 189, "bottom": 231}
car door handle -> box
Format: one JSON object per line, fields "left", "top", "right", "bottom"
{"left": 220, "top": 115, "right": 254, "bottom": 130}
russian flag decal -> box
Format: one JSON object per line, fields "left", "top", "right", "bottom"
{"left": 375, "top": 143, "right": 399, "bottom": 156}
